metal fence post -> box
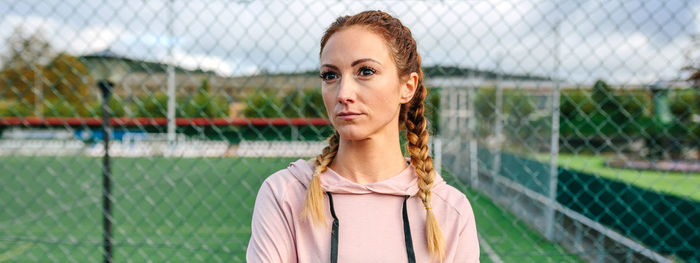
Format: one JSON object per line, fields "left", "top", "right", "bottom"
{"left": 545, "top": 18, "right": 562, "bottom": 241}
{"left": 433, "top": 137, "right": 441, "bottom": 174}
{"left": 167, "top": 0, "right": 177, "bottom": 146}
{"left": 545, "top": 81, "right": 561, "bottom": 241}
{"left": 492, "top": 68, "right": 503, "bottom": 185}
{"left": 98, "top": 80, "right": 113, "bottom": 263}
{"left": 468, "top": 85, "right": 478, "bottom": 188}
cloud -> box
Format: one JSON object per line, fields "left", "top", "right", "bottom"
{"left": 169, "top": 49, "right": 235, "bottom": 76}
{"left": 0, "top": 13, "right": 238, "bottom": 76}
{"left": 72, "top": 26, "right": 125, "bottom": 54}
{"left": 0, "top": 0, "right": 697, "bottom": 83}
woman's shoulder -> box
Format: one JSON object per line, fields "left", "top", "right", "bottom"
{"left": 260, "top": 158, "right": 315, "bottom": 198}
{"left": 431, "top": 177, "right": 475, "bottom": 218}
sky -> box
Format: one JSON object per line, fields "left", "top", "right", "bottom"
{"left": 0, "top": 0, "right": 698, "bottom": 84}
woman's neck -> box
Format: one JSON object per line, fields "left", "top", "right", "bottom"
{"left": 329, "top": 131, "right": 408, "bottom": 185}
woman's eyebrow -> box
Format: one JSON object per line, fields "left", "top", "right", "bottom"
{"left": 321, "top": 58, "right": 382, "bottom": 70}
{"left": 320, "top": 64, "right": 339, "bottom": 70}
{"left": 351, "top": 58, "right": 381, "bottom": 67}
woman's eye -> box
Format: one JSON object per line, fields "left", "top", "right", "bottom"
{"left": 320, "top": 72, "right": 338, "bottom": 81}
{"left": 358, "top": 67, "right": 376, "bottom": 76}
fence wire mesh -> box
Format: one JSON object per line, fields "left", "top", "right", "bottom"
{"left": 0, "top": 0, "right": 698, "bottom": 262}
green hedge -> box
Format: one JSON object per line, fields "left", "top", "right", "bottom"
{"left": 559, "top": 81, "right": 699, "bottom": 154}
{"left": 242, "top": 88, "right": 325, "bottom": 118}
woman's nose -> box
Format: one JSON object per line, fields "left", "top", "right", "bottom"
{"left": 336, "top": 77, "right": 355, "bottom": 104}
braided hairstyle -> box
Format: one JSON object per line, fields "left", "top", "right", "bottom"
{"left": 302, "top": 10, "right": 445, "bottom": 261}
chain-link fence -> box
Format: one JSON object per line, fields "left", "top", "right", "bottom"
{"left": 1, "top": 0, "right": 698, "bottom": 262}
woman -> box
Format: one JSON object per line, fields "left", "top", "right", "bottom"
{"left": 247, "top": 10, "right": 479, "bottom": 263}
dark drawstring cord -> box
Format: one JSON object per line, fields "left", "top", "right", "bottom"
{"left": 328, "top": 192, "right": 339, "bottom": 263}
{"left": 327, "top": 192, "right": 416, "bottom": 263}
{"left": 402, "top": 195, "right": 416, "bottom": 262}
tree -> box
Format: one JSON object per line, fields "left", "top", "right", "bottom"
{"left": 0, "top": 53, "right": 93, "bottom": 117}
{"left": 1, "top": 26, "right": 54, "bottom": 111}
{"left": 0, "top": 26, "right": 94, "bottom": 117}
{"left": 591, "top": 79, "right": 614, "bottom": 113}
{"left": 43, "top": 53, "right": 93, "bottom": 116}
{"left": 682, "top": 34, "right": 699, "bottom": 86}
{"left": 0, "top": 65, "right": 44, "bottom": 103}
{"left": 1, "top": 26, "right": 54, "bottom": 70}
{"left": 591, "top": 79, "right": 635, "bottom": 124}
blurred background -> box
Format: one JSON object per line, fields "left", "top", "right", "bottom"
{"left": 0, "top": 0, "right": 698, "bottom": 262}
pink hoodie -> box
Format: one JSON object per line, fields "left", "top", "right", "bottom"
{"left": 247, "top": 159, "right": 480, "bottom": 263}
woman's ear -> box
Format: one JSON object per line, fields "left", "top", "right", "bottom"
{"left": 400, "top": 72, "right": 419, "bottom": 104}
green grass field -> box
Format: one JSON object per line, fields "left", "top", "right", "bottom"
{"left": 535, "top": 153, "right": 700, "bottom": 202}
{"left": 0, "top": 156, "right": 581, "bottom": 262}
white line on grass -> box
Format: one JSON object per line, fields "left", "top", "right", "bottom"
{"left": 0, "top": 242, "right": 32, "bottom": 262}
{"left": 479, "top": 235, "right": 504, "bottom": 263}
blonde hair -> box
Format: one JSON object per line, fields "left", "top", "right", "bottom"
{"left": 303, "top": 10, "right": 444, "bottom": 261}
{"left": 301, "top": 132, "right": 338, "bottom": 226}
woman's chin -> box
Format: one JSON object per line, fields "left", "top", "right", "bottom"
{"left": 335, "top": 127, "right": 370, "bottom": 141}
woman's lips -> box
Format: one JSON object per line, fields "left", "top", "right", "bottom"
{"left": 336, "top": 112, "right": 363, "bottom": 120}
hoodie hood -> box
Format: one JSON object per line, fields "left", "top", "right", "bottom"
{"left": 286, "top": 159, "right": 446, "bottom": 197}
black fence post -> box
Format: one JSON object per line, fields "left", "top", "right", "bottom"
{"left": 98, "top": 80, "right": 113, "bottom": 263}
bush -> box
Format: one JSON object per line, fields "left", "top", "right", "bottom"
{"left": 474, "top": 87, "right": 537, "bottom": 138}
{"left": 669, "top": 89, "right": 698, "bottom": 120}
{"left": 6, "top": 102, "right": 33, "bottom": 117}
{"left": 0, "top": 101, "right": 11, "bottom": 116}
{"left": 504, "top": 90, "right": 534, "bottom": 120}
{"left": 180, "top": 78, "right": 228, "bottom": 118}
{"left": 242, "top": 90, "right": 282, "bottom": 118}
{"left": 42, "top": 100, "right": 79, "bottom": 117}
{"left": 241, "top": 88, "right": 327, "bottom": 119}
{"left": 134, "top": 92, "right": 168, "bottom": 118}
{"left": 503, "top": 91, "right": 535, "bottom": 140}
{"left": 0, "top": 99, "right": 96, "bottom": 118}
{"left": 31, "top": 98, "right": 98, "bottom": 117}
{"left": 475, "top": 87, "right": 496, "bottom": 122}
{"left": 615, "top": 91, "right": 649, "bottom": 121}
{"left": 280, "top": 89, "right": 302, "bottom": 118}
{"left": 296, "top": 88, "right": 326, "bottom": 118}
{"left": 182, "top": 93, "right": 228, "bottom": 118}
{"left": 561, "top": 89, "right": 595, "bottom": 120}
{"left": 425, "top": 88, "right": 440, "bottom": 133}
{"left": 85, "top": 101, "right": 100, "bottom": 117}
{"left": 129, "top": 83, "right": 229, "bottom": 119}
{"left": 108, "top": 96, "right": 127, "bottom": 117}
{"left": 591, "top": 79, "right": 615, "bottom": 113}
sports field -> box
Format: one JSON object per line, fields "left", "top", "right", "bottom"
{"left": 535, "top": 153, "right": 700, "bottom": 202}
{"left": 0, "top": 156, "right": 581, "bottom": 262}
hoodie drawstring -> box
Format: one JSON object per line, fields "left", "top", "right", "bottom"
{"left": 328, "top": 192, "right": 339, "bottom": 263}
{"left": 402, "top": 195, "right": 416, "bottom": 262}
{"left": 327, "top": 192, "right": 416, "bottom": 263}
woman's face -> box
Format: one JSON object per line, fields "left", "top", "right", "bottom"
{"left": 320, "top": 26, "right": 417, "bottom": 141}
